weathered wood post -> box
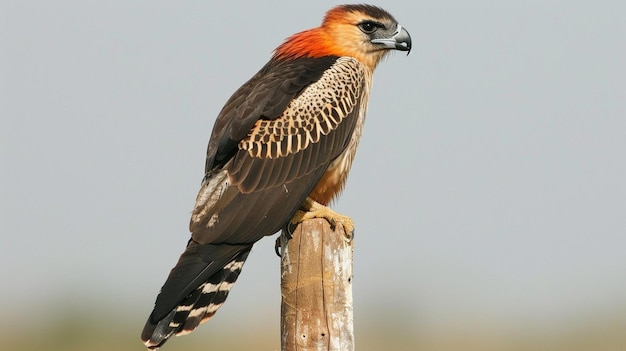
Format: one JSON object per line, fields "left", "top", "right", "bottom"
{"left": 280, "top": 218, "right": 355, "bottom": 351}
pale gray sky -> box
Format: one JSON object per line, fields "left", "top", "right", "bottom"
{"left": 2, "top": 0, "right": 625, "bottom": 342}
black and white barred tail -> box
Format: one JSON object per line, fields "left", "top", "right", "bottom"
{"left": 142, "top": 242, "right": 251, "bottom": 350}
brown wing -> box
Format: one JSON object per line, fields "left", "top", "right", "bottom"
{"left": 143, "top": 57, "right": 366, "bottom": 348}
{"left": 191, "top": 56, "right": 366, "bottom": 243}
{"left": 205, "top": 55, "right": 339, "bottom": 170}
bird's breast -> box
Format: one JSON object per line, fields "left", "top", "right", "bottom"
{"left": 308, "top": 69, "right": 373, "bottom": 205}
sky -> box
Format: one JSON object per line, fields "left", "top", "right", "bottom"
{"left": 2, "top": 0, "right": 625, "bottom": 344}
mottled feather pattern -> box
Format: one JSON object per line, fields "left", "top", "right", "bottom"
{"left": 308, "top": 65, "right": 373, "bottom": 204}
{"left": 142, "top": 3, "right": 410, "bottom": 349}
{"left": 205, "top": 56, "right": 338, "bottom": 170}
{"left": 239, "top": 57, "right": 364, "bottom": 159}
{"left": 191, "top": 170, "right": 230, "bottom": 227}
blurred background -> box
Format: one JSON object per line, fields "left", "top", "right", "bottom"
{"left": 2, "top": 1, "right": 625, "bottom": 350}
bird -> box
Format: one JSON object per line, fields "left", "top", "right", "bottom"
{"left": 141, "top": 4, "right": 411, "bottom": 349}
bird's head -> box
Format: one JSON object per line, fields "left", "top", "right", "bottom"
{"left": 274, "top": 4, "right": 411, "bottom": 69}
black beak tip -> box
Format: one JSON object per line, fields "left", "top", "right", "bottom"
{"left": 397, "top": 42, "right": 411, "bottom": 55}
{"left": 396, "top": 26, "right": 412, "bottom": 55}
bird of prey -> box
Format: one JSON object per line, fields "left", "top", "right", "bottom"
{"left": 142, "top": 4, "right": 411, "bottom": 349}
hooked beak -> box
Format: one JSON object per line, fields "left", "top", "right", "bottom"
{"left": 371, "top": 24, "right": 412, "bottom": 54}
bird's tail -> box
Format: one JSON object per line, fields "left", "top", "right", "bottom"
{"left": 141, "top": 242, "right": 251, "bottom": 349}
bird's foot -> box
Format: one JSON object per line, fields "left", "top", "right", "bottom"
{"left": 290, "top": 197, "right": 355, "bottom": 236}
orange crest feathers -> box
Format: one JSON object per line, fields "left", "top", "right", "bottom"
{"left": 272, "top": 4, "right": 396, "bottom": 68}
{"left": 273, "top": 28, "right": 339, "bottom": 60}
{"left": 273, "top": 4, "right": 365, "bottom": 60}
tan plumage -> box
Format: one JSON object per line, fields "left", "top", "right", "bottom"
{"left": 142, "top": 4, "right": 411, "bottom": 349}
{"left": 239, "top": 57, "right": 364, "bottom": 160}
{"left": 234, "top": 57, "right": 368, "bottom": 202}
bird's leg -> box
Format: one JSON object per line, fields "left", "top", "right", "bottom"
{"left": 291, "top": 197, "right": 355, "bottom": 236}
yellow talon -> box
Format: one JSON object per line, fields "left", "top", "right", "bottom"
{"left": 291, "top": 197, "right": 355, "bottom": 235}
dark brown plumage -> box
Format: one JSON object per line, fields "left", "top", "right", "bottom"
{"left": 142, "top": 4, "right": 411, "bottom": 349}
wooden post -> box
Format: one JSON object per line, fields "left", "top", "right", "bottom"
{"left": 280, "top": 218, "right": 354, "bottom": 351}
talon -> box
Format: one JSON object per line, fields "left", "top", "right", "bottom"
{"left": 274, "top": 237, "right": 282, "bottom": 257}
{"left": 290, "top": 197, "right": 355, "bottom": 235}
{"left": 335, "top": 218, "right": 355, "bottom": 237}
{"left": 290, "top": 209, "right": 307, "bottom": 226}
{"left": 285, "top": 223, "right": 295, "bottom": 239}
{"left": 329, "top": 218, "right": 337, "bottom": 229}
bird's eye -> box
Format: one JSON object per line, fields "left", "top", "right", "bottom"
{"left": 358, "top": 21, "right": 379, "bottom": 34}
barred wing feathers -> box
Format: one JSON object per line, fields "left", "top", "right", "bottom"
{"left": 142, "top": 56, "right": 366, "bottom": 349}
